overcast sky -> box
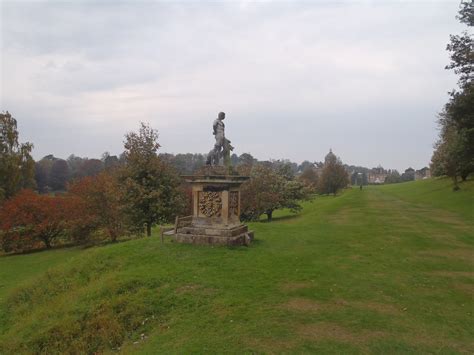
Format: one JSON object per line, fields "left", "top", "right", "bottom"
{"left": 0, "top": 0, "right": 465, "bottom": 171}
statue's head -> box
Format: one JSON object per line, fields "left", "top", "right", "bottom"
{"left": 218, "top": 112, "right": 225, "bottom": 120}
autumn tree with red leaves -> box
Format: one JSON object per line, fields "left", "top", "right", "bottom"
{"left": 0, "top": 190, "right": 67, "bottom": 252}
{"left": 67, "top": 172, "right": 127, "bottom": 242}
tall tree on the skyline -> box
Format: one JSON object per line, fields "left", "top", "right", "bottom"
{"left": 0, "top": 111, "right": 36, "bottom": 201}
{"left": 431, "top": 1, "right": 474, "bottom": 187}
{"left": 318, "top": 150, "right": 350, "bottom": 195}
{"left": 49, "top": 159, "right": 70, "bottom": 191}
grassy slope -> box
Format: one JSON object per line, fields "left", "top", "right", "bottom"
{"left": 0, "top": 178, "right": 472, "bottom": 354}
{"left": 377, "top": 177, "right": 474, "bottom": 220}
{"left": 0, "top": 248, "right": 81, "bottom": 302}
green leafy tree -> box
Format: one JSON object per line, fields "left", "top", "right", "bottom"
{"left": 120, "top": 123, "right": 184, "bottom": 236}
{"left": 444, "top": 85, "right": 474, "bottom": 181}
{"left": 298, "top": 160, "right": 314, "bottom": 173}
{"left": 67, "top": 154, "right": 85, "bottom": 179}
{"left": 446, "top": 1, "right": 473, "bottom": 88}
{"left": 240, "top": 164, "right": 308, "bottom": 221}
{"left": 431, "top": 117, "right": 466, "bottom": 189}
{"left": 274, "top": 160, "right": 296, "bottom": 180}
{"left": 384, "top": 170, "right": 401, "bottom": 184}
{"left": 102, "top": 152, "right": 120, "bottom": 170}
{"left": 0, "top": 111, "right": 35, "bottom": 201}
{"left": 79, "top": 159, "right": 104, "bottom": 177}
{"left": 49, "top": 159, "right": 70, "bottom": 191}
{"left": 317, "top": 150, "right": 350, "bottom": 195}
{"left": 238, "top": 153, "right": 256, "bottom": 167}
{"left": 34, "top": 155, "right": 58, "bottom": 193}
{"left": 160, "top": 153, "right": 206, "bottom": 174}
{"left": 431, "top": 1, "right": 474, "bottom": 187}
{"left": 401, "top": 167, "right": 415, "bottom": 182}
{"left": 299, "top": 165, "right": 319, "bottom": 192}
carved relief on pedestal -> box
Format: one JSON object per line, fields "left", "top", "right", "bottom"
{"left": 198, "top": 191, "right": 222, "bottom": 217}
{"left": 229, "top": 191, "right": 239, "bottom": 217}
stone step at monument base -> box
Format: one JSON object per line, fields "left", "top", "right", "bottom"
{"left": 178, "top": 224, "right": 248, "bottom": 238}
{"left": 175, "top": 230, "right": 254, "bottom": 246}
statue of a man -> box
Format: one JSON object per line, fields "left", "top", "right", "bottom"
{"left": 206, "top": 112, "right": 233, "bottom": 166}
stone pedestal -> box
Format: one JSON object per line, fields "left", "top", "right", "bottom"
{"left": 175, "top": 170, "right": 254, "bottom": 246}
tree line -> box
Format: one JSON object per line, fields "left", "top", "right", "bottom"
{"left": 0, "top": 108, "right": 412, "bottom": 203}
{"left": 37, "top": 150, "right": 407, "bottom": 195}
{"left": 0, "top": 115, "right": 353, "bottom": 253}
{"left": 0, "top": 122, "right": 185, "bottom": 252}
{"left": 431, "top": 1, "right": 473, "bottom": 189}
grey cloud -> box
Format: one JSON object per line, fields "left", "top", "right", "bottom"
{"left": 0, "top": 0, "right": 463, "bottom": 171}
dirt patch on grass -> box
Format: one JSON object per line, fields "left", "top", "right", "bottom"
{"left": 282, "top": 298, "right": 351, "bottom": 313}
{"left": 340, "top": 254, "right": 364, "bottom": 262}
{"left": 298, "top": 321, "right": 472, "bottom": 352}
{"left": 176, "top": 284, "right": 201, "bottom": 293}
{"left": 395, "top": 327, "right": 474, "bottom": 353}
{"left": 246, "top": 336, "right": 298, "bottom": 353}
{"left": 427, "top": 233, "right": 469, "bottom": 247}
{"left": 280, "top": 281, "right": 312, "bottom": 292}
{"left": 429, "top": 271, "right": 474, "bottom": 278}
{"left": 298, "top": 322, "right": 387, "bottom": 344}
{"left": 175, "top": 284, "right": 215, "bottom": 296}
{"left": 352, "top": 301, "right": 400, "bottom": 315}
{"left": 282, "top": 297, "right": 400, "bottom": 316}
{"left": 212, "top": 305, "right": 232, "bottom": 319}
{"left": 283, "top": 298, "right": 325, "bottom": 312}
{"left": 453, "top": 283, "right": 474, "bottom": 296}
{"left": 418, "top": 249, "right": 474, "bottom": 263}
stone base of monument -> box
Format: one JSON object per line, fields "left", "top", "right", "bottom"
{"left": 174, "top": 170, "right": 254, "bottom": 246}
{"left": 175, "top": 219, "right": 254, "bottom": 246}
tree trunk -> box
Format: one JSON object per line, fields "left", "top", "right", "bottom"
{"left": 109, "top": 229, "right": 118, "bottom": 242}
{"left": 266, "top": 210, "right": 273, "bottom": 222}
{"left": 146, "top": 223, "right": 152, "bottom": 237}
{"left": 43, "top": 238, "right": 52, "bottom": 249}
{"left": 452, "top": 175, "right": 460, "bottom": 191}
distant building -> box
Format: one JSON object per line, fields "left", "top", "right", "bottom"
{"left": 415, "top": 167, "right": 431, "bottom": 180}
{"left": 367, "top": 166, "right": 388, "bottom": 184}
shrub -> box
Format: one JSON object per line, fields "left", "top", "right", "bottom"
{"left": 0, "top": 190, "right": 67, "bottom": 252}
{"left": 67, "top": 172, "right": 128, "bottom": 243}
{"left": 240, "top": 164, "right": 308, "bottom": 221}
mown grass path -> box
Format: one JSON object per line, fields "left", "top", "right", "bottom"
{"left": 0, "top": 178, "right": 472, "bottom": 354}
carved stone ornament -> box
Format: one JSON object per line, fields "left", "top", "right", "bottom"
{"left": 199, "top": 191, "right": 222, "bottom": 217}
{"left": 229, "top": 191, "right": 239, "bottom": 217}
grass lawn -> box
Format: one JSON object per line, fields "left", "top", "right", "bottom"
{"left": 0, "top": 247, "right": 83, "bottom": 302}
{"left": 0, "top": 177, "right": 472, "bottom": 354}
